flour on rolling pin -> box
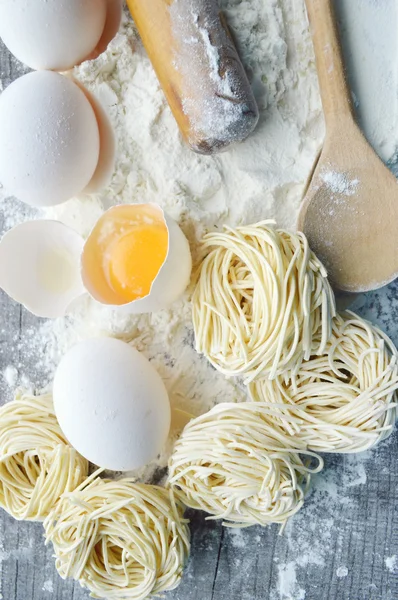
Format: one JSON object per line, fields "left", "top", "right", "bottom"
{"left": 127, "top": 0, "right": 259, "bottom": 153}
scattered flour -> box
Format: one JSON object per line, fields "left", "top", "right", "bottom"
{"left": 228, "top": 528, "right": 246, "bottom": 549}
{"left": 343, "top": 461, "right": 367, "bottom": 487}
{"left": 277, "top": 562, "right": 306, "bottom": 600}
{"left": 0, "top": 543, "right": 34, "bottom": 562}
{"left": 336, "top": 566, "right": 349, "bottom": 578}
{"left": 320, "top": 169, "right": 359, "bottom": 196}
{"left": 2, "top": 365, "right": 18, "bottom": 388}
{"left": 385, "top": 555, "right": 398, "bottom": 573}
{"left": 42, "top": 580, "right": 54, "bottom": 593}
{"left": 265, "top": 451, "right": 374, "bottom": 599}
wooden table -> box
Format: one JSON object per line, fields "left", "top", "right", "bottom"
{"left": 1, "top": 16, "right": 398, "bottom": 600}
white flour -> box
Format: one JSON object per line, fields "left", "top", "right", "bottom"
{"left": 336, "top": 566, "right": 348, "bottom": 578}
{"left": 276, "top": 562, "right": 305, "bottom": 600}
{"left": 385, "top": 555, "right": 398, "bottom": 573}
{"left": 42, "top": 580, "right": 54, "bottom": 594}
{"left": 319, "top": 170, "right": 359, "bottom": 197}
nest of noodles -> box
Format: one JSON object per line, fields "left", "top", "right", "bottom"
{"left": 167, "top": 402, "right": 323, "bottom": 528}
{"left": 250, "top": 312, "right": 398, "bottom": 453}
{"left": 0, "top": 393, "right": 88, "bottom": 521}
{"left": 192, "top": 221, "right": 335, "bottom": 383}
{"left": 44, "top": 476, "right": 190, "bottom": 600}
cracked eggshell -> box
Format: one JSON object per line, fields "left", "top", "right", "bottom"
{"left": 0, "top": 0, "right": 107, "bottom": 71}
{"left": 82, "top": 205, "right": 192, "bottom": 314}
{"left": 0, "top": 220, "right": 85, "bottom": 318}
{"left": 124, "top": 211, "right": 192, "bottom": 314}
{"left": 0, "top": 71, "right": 100, "bottom": 208}
{"left": 53, "top": 338, "right": 171, "bottom": 471}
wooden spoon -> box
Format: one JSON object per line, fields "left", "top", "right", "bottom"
{"left": 126, "top": 0, "right": 259, "bottom": 154}
{"left": 298, "top": 0, "right": 398, "bottom": 292}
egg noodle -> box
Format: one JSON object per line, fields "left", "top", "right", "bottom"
{"left": 167, "top": 402, "right": 323, "bottom": 528}
{"left": 249, "top": 312, "right": 398, "bottom": 453}
{"left": 192, "top": 220, "right": 336, "bottom": 383}
{"left": 0, "top": 393, "right": 88, "bottom": 521}
{"left": 44, "top": 475, "right": 190, "bottom": 600}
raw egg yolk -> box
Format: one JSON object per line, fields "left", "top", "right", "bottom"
{"left": 108, "top": 224, "right": 168, "bottom": 302}
{"left": 82, "top": 205, "right": 169, "bottom": 305}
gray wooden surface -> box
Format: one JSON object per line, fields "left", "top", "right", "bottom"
{"left": 1, "top": 9, "right": 398, "bottom": 600}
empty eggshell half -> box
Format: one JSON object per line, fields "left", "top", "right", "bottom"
{"left": 81, "top": 204, "right": 192, "bottom": 314}
{"left": 0, "top": 221, "right": 85, "bottom": 318}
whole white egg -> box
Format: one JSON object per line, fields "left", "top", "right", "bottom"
{"left": 53, "top": 338, "right": 171, "bottom": 471}
{"left": 0, "top": 0, "right": 107, "bottom": 71}
{"left": 0, "top": 71, "right": 100, "bottom": 207}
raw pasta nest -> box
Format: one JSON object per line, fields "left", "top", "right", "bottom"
{"left": 44, "top": 477, "right": 190, "bottom": 600}
{"left": 167, "top": 402, "right": 323, "bottom": 528}
{"left": 249, "top": 312, "right": 398, "bottom": 453}
{"left": 192, "top": 220, "right": 336, "bottom": 383}
{"left": 0, "top": 393, "right": 88, "bottom": 521}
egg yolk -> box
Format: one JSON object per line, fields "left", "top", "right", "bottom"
{"left": 107, "top": 224, "right": 168, "bottom": 302}
{"left": 82, "top": 205, "right": 170, "bottom": 305}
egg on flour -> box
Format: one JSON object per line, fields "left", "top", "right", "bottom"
{"left": 0, "top": 0, "right": 107, "bottom": 71}
{"left": 0, "top": 71, "right": 100, "bottom": 207}
{"left": 53, "top": 338, "right": 171, "bottom": 471}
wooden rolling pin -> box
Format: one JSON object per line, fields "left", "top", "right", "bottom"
{"left": 126, "top": 0, "right": 259, "bottom": 154}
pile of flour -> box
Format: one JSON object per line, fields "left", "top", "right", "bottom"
{"left": 1, "top": 1, "right": 397, "bottom": 480}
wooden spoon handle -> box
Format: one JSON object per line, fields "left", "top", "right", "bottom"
{"left": 305, "top": 0, "right": 353, "bottom": 124}
{"left": 127, "top": 0, "right": 259, "bottom": 154}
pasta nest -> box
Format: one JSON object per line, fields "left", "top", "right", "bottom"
{"left": 0, "top": 393, "right": 88, "bottom": 521}
{"left": 192, "top": 220, "right": 335, "bottom": 383}
{"left": 44, "top": 477, "right": 190, "bottom": 600}
{"left": 250, "top": 312, "right": 398, "bottom": 453}
{"left": 167, "top": 403, "right": 323, "bottom": 528}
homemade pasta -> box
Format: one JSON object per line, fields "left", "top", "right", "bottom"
{"left": 0, "top": 392, "right": 88, "bottom": 521}
{"left": 192, "top": 221, "right": 335, "bottom": 383}
{"left": 250, "top": 312, "right": 398, "bottom": 453}
{"left": 44, "top": 477, "right": 190, "bottom": 600}
{"left": 167, "top": 402, "right": 323, "bottom": 528}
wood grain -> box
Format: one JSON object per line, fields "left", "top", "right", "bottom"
{"left": 298, "top": 0, "right": 398, "bottom": 293}
{"left": 1, "top": 15, "right": 398, "bottom": 600}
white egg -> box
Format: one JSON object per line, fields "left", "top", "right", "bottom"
{"left": 53, "top": 338, "right": 171, "bottom": 471}
{"left": 0, "top": 71, "right": 100, "bottom": 207}
{"left": 0, "top": 0, "right": 107, "bottom": 71}
{"left": 81, "top": 204, "right": 192, "bottom": 314}
{"left": 0, "top": 220, "right": 85, "bottom": 318}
